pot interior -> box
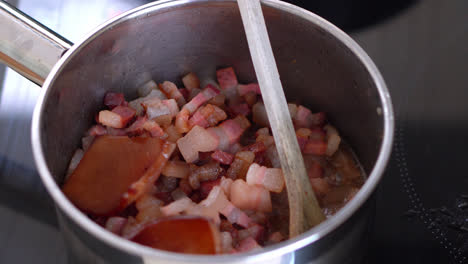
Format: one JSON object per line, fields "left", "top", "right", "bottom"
{"left": 36, "top": 0, "right": 388, "bottom": 256}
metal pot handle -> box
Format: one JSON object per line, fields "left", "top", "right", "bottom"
{"left": 0, "top": 1, "right": 72, "bottom": 86}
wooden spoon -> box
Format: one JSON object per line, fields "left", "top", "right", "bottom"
{"left": 237, "top": 0, "right": 325, "bottom": 237}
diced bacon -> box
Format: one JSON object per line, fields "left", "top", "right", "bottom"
{"left": 188, "top": 88, "right": 201, "bottom": 100}
{"left": 252, "top": 102, "right": 269, "bottom": 127}
{"left": 267, "top": 232, "right": 284, "bottom": 244}
{"left": 246, "top": 163, "right": 285, "bottom": 193}
{"left": 175, "top": 108, "right": 191, "bottom": 134}
{"left": 157, "top": 175, "right": 179, "bottom": 193}
{"left": 179, "top": 88, "right": 190, "bottom": 101}
{"left": 182, "top": 72, "right": 200, "bottom": 91}
{"left": 243, "top": 142, "right": 266, "bottom": 154}
{"left": 99, "top": 107, "right": 133, "bottom": 129}
{"left": 220, "top": 232, "right": 234, "bottom": 253}
{"left": 211, "top": 150, "right": 234, "bottom": 165}
{"left": 159, "top": 81, "right": 186, "bottom": 107}
{"left": 237, "top": 83, "right": 260, "bottom": 96}
{"left": 219, "top": 115, "right": 250, "bottom": 145}
{"left": 219, "top": 177, "right": 233, "bottom": 198}
{"left": 165, "top": 125, "right": 182, "bottom": 143}
{"left": 160, "top": 197, "right": 194, "bottom": 216}
{"left": 142, "top": 98, "right": 179, "bottom": 126}
{"left": 200, "top": 186, "right": 229, "bottom": 212}
{"left": 188, "top": 162, "right": 223, "bottom": 190}
{"left": 154, "top": 191, "right": 173, "bottom": 204}
{"left": 229, "top": 103, "right": 250, "bottom": 116}
{"left": 207, "top": 94, "right": 225, "bottom": 107}
{"left": 265, "top": 145, "right": 281, "bottom": 168}
{"left": 137, "top": 80, "right": 158, "bottom": 97}
{"left": 243, "top": 91, "right": 258, "bottom": 106}
{"left": 230, "top": 179, "right": 272, "bottom": 212}
{"left": 309, "top": 128, "right": 326, "bottom": 141}
{"left": 177, "top": 126, "right": 219, "bottom": 163}
{"left": 294, "top": 105, "right": 326, "bottom": 128}
{"left": 125, "top": 116, "right": 147, "bottom": 136}
{"left": 189, "top": 104, "right": 227, "bottom": 129}
{"left": 105, "top": 217, "right": 127, "bottom": 235}
{"left": 226, "top": 151, "right": 255, "bottom": 180}
{"left": 307, "top": 160, "right": 324, "bottom": 179}
{"left": 135, "top": 194, "right": 163, "bottom": 223}
{"left": 324, "top": 124, "right": 341, "bottom": 156}
{"left": 113, "top": 106, "right": 136, "bottom": 126}
{"left": 246, "top": 211, "right": 267, "bottom": 225}
{"left": 303, "top": 139, "right": 327, "bottom": 155}
{"left": 119, "top": 141, "right": 176, "bottom": 210}
{"left": 171, "top": 188, "right": 188, "bottom": 201}
{"left": 142, "top": 120, "right": 165, "bottom": 138}
{"left": 216, "top": 67, "right": 238, "bottom": 91}
{"left": 236, "top": 237, "right": 262, "bottom": 252}
{"left": 81, "top": 136, "right": 95, "bottom": 152}
{"left": 296, "top": 128, "right": 312, "bottom": 150}
{"left": 220, "top": 203, "right": 252, "bottom": 228}
{"left": 200, "top": 178, "right": 221, "bottom": 199}
{"left": 66, "top": 149, "right": 84, "bottom": 179}
{"left": 332, "top": 149, "right": 361, "bottom": 181}
{"left": 104, "top": 92, "right": 125, "bottom": 109}
{"left": 129, "top": 89, "right": 167, "bottom": 115}
{"left": 162, "top": 160, "right": 190, "bottom": 179}
{"left": 183, "top": 84, "right": 220, "bottom": 114}
{"left": 237, "top": 224, "right": 264, "bottom": 242}
{"left": 88, "top": 125, "right": 107, "bottom": 136}
{"left": 310, "top": 178, "right": 330, "bottom": 197}
{"left": 179, "top": 178, "right": 193, "bottom": 195}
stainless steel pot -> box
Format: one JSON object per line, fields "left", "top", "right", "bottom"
{"left": 0, "top": 0, "right": 394, "bottom": 263}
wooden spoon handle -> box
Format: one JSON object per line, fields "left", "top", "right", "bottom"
{"left": 237, "top": 0, "right": 325, "bottom": 237}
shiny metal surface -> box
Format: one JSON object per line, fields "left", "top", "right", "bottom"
{"left": 24, "top": 0, "right": 392, "bottom": 263}
{"left": 0, "top": 1, "right": 72, "bottom": 85}
{"left": 2, "top": 0, "right": 467, "bottom": 263}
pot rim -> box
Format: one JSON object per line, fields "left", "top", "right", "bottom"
{"left": 31, "top": 0, "right": 394, "bottom": 262}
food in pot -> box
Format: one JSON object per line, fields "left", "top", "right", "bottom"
{"left": 62, "top": 67, "right": 364, "bottom": 254}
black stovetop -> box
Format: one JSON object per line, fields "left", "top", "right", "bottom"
{"left": 1, "top": 0, "right": 467, "bottom": 263}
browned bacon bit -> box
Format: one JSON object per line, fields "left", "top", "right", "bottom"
{"left": 179, "top": 88, "right": 190, "bottom": 101}
{"left": 211, "top": 150, "right": 234, "bottom": 165}
{"left": 200, "top": 178, "right": 222, "bottom": 199}
{"left": 189, "top": 104, "right": 227, "bottom": 129}
{"left": 207, "top": 94, "right": 226, "bottom": 107}
{"left": 243, "top": 141, "right": 266, "bottom": 154}
{"left": 237, "top": 83, "right": 260, "bottom": 96}
{"left": 188, "top": 162, "right": 224, "bottom": 190}
{"left": 154, "top": 191, "right": 173, "bottom": 204}
{"left": 175, "top": 108, "right": 191, "bottom": 134}
{"left": 104, "top": 92, "right": 126, "bottom": 109}
{"left": 243, "top": 91, "right": 258, "bottom": 106}
{"left": 159, "top": 81, "right": 186, "bottom": 107}
{"left": 293, "top": 105, "right": 326, "bottom": 128}
{"left": 125, "top": 116, "right": 147, "bottom": 136}
{"left": 226, "top": 151, "right": 255, "bottom": 180}
{"left": 303, "top": 139, "right": 327, "bottom": 155}
{"left": 179, "top": 178, "right": 193, "bottom": 195}
{"left": 216, "top": 67, "right": 238, "bottom": 91}
{"left": 229, "top": 103, "right": 250, "bottom": 116}
{"left": 119, "top": 141, "right": 176, "bottom": 211}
